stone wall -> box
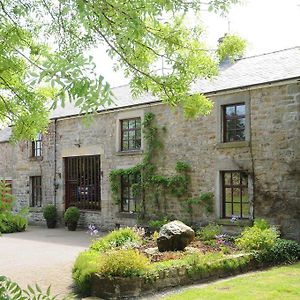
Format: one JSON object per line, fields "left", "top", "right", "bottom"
{"left": 1, "top": 81, "right": 299, "bottom": 240}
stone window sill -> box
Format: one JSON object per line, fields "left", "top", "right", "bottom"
{"left": 115, "top": 212, "right": 137, "bottom": 219}
{"left": 29, "top": 156, "right": 43, "bottom": 162}
{"left": 29, "top": 207, "right": 43, "bottom": 213}
{"left": 216, "top": 141, "right": 250, "bottom": 149}
{"left": 217, "top": 218, "right": 253, "bottom": 227}
{"left": 115, "top": 150, "right": 143, "bottom": 156}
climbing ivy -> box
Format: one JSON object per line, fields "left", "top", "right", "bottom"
{"left": 109, "top": 112, "right": 212, "bottom": 220}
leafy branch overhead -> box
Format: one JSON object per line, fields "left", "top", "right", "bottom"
{"left": 0, "top": 0, "right": 246, "bottom": 140}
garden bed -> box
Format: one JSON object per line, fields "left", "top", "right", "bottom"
{"left": 73, "top": 221, "right": 300, "bottom": 299}
{"left": 90, "top": 253, "right": 257, "bottom": 299}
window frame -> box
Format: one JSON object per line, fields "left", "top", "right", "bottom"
{"left": 31, "top": 176, "right": 42, "bottom": 207}
{"left": 32, "top": 133, "right": 43, "bottom": 157}
{"left": 120, "top": 173, "right": 140, "bottom": 213}
{"left": 221, "top": 171, "right": 249, "bottom": 219}
{"left": 222, "top": 103, "right": 246, "bottom": 143}
{"left": 120, "top": 117, "right": 142, "bottom": 152}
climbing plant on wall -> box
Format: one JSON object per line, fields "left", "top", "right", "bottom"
{"left": 109, "top": 112, "right": 213, "bottom": 220}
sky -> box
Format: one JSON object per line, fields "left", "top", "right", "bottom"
{"left": 93, "top": 0, "right": 300, "bottom": 87}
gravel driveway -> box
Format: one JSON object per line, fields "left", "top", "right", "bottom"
{"left": 0, "top": 226, "right": 97, "bottom": 298}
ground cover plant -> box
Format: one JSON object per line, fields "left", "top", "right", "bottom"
{"left": 72, "top": 220, "right": 300, "bottom": 296}
{"left": 0, "top": 181, "right": 28, "bottom": 234}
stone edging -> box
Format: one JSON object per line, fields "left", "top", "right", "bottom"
{"left": 90, "top": 254, "right": 263, "bottom": 299}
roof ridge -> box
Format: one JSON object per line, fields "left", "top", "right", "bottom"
{"left": 237, "top": 46, "right": 300, "bottom": 61}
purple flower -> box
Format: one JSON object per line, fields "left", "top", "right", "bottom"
{"left": 87, "top": 224, "right": 99, "bottom": 236}
{"left": 230, "top": 215, "right": 239, "bottom": 223}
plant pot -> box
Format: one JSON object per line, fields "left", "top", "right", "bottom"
{"left": 46, "top": 219, "right": 56, "bottom": 229}
{"left": 67, "top": 222, "right": 78, "bottom": 231}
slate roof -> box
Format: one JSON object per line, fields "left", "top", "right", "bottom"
{"left": 51, "top": 46, "right": 300, "bottom": 119}
{"left": 1, "top": 47, "right": 300, "bottom": 141}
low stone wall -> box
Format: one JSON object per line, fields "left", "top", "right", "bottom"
{"left": 90, "top": 254, "right": 257, "bottom": 299}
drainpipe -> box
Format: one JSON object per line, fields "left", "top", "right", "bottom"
{"left": 54, "top": 119, "right": 57, "bottom": 207}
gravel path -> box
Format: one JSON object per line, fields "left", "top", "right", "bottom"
{"left": 0, "top": 226, "right": 98, "bottom": 298}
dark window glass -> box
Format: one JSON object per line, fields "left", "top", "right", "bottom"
{"left": 32, "top": 133, "right": 42, "bottom": 157}
{"left": 65, "top": 155, "right": 101, "bottom": 210}
{"left": 31, "top": 176, "right": 42, "bottom": 207}
{"left": 222, "top": 171, "right": 249, "bottom": 219}
{"left": 223, "top": 103, "right": 246, "bottom": 142}
{"left": 121, "top": 118, "right": 141, "bottom": 151}
{"left": 120, "top": 173, "right": 140, "bottom": 213}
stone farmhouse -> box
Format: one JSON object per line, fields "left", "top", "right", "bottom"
{"left": 0, "top": 47, "right": 299, "bottom": 241}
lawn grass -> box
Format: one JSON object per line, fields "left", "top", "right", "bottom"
{"left": 163, "top": 262, "right": 300, "bottom": 300}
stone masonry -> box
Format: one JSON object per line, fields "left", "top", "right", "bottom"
{"left": 0, "top": 48, "right": 299, "bottom": 241}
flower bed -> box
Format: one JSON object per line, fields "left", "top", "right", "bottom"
{"left": 73, "top": 220, "right": 300, "bottom": 299}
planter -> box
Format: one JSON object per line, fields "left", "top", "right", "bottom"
{"left": 67, "top": 222, "right": 78, "bottom": 231}
{"left": 46, "top": 219, "right": 56, "bottom": 229}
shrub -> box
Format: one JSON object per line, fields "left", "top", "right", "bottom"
{"left": 98, "top": 249, "right": 149, "bottom": 277}
{"left": 261, "top": 239, "right": 300, "bottom": 264}
{"left": 236, "top": 220, "right": 279, "bottom": 252}
{"left": 72, "top": 250, "right": 100, "bottom": 295}
{"left": 90, "top": 227, "right": 141, "bottom": 252}
{"left": 64, "top": 206, "right": 80, "bottom": 223}
{"left": 0, "top": 208, "right": 28, "bottom": 234}
{"left": 43, "top": 204, "right": 57, "bottom": 220}
{"left": 196, "top": 223, "right": 222, "bottom": 241}
{"left": 148, "top": 217, "right": 169, "bottom": 232}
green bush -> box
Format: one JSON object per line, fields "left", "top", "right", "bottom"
{"left": 0, "top": 208, "right": 28, "bottom": 234}
{"left": 148, "top": 217, "right": 170, "bottom": 232}
{"left": 43, "top": 204, "right": 57, "bottom": 220}
{"left": 261, "top": 239, "right": 300, "bottom": 264}
{"left": 90, "top": 227, "right": 141, "bottom": 252}
{"left": 64, "top": 206, "right": 80, "bottom": 223}
{"left": 72, "top": 250, "right": 100, "bottom": 295}
{"left": 98, "top": 249, "right": 149, "bottom": 277}
{"left": 236, "top": 220, "right": 279, "bottom": 252}
{"left": 196, "top": 223, "right": 222, "bottom": 241}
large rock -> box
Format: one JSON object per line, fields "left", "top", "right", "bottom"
{"left": 157, "top": 220, "right": 195, "bottom": 252}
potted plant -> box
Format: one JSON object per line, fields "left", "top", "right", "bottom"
{"left": 43, "top": 204, "right": 57, "bottom": 228}
{"left": 64, "top": 206, "right": 80, "bottom": 231}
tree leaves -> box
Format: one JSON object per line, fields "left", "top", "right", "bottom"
{"left": 0, "top": 0, "right": 245, "bottom": 140}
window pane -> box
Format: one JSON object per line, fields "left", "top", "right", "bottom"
{"left": 232, "top": 173, "right": 240, "bottom": 185}
{"left": 242, "top": 188, "right": 249, "bottom": 202}
{"left": 236, "top": 118, "right": 245, "bottom": 129}
{"left": 128, "top": 119, "right": 136, "bottom": 129}
{"left": 226, "top": 106, "right": 235, "bottom": 116}
{"left": 232, "top": 188, "right": 240, "bottom": 202}
{"left": 236, "top": 105, "right": 245, "bottom": 116}
{"left": 225, "top": 188, "right": 232, "bottom": 202}
{"left": 135, "top": 119, "right": 141, "bottom": 128}
{"left": 122, "top": 120, "right": 128, "bottom": 130}
{"left": 225, "top": 203, "right": 232, "bottom": 217}
{"left": 233, "top": 203, "right": 242, "bottom": 217}
{"left": 224, "top": 172, "right": 231, "bottom": 185}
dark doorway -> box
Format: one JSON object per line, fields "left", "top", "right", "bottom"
{"left": 65, "top": 155, "right": 101, "bottom": 210}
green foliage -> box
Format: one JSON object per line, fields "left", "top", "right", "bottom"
{"left": 72, "top": 250, "right": 100, "bottom": 295}
{"left": 148, "top": 217, "right": 170, "bottom": 232}
{"left": 217, "top": 34, "right": 247, "bottom": 62}
{"left": 43, "top": 204, "right": 57, "bottom": 221}
{"left": 196, "top": 223, "right": 222, "bottom": 241}
{"left": 260, "top": 239, "right": 300, "bottom": 265}
{"left": 182, "top": 192, "right": 214, "bottom": 220}
{"left": 236, "top": 221, "right": 279, "bottom": 252}
{"left": 90, "top": 227, "right": 141, "bottom": 252}
{"left": 0, "top": 276, "right": 71, "bottom": 300}
{"left": 0, "top": 0, "right": 243, "bottom": 139}
{"left": 97, "top": 249, "right": 150, "bottom": 278}
{"left": 64, "top": 207, "right": 80, "bottom": 223}
{"left": 0, "top": 182, "right": 28, "bottom": 234}
{"left": 253, "top": 218, "right": 270, "bottom": 230}
{"left": 109, "top": 113, "right": 191, "bottom": 218}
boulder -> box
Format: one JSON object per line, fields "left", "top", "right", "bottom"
{"left": 157, "top": 220, "right": 195, "bottom": 252}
